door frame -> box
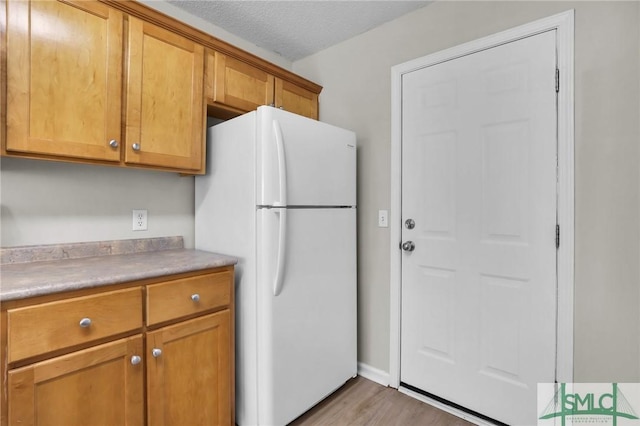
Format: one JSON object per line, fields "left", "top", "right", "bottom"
{"left": 389, "top": 10, "right": 575, "bottom": 388}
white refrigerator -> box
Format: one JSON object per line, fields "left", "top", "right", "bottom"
{"left": 195, "top": 106, "right": 357, "bottom": 426}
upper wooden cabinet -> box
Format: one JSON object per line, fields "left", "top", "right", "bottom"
{"left": 5, "top": 0, "right": 124, "bottom": 162}
{"left": 4, "top": 0, "right": 205, "bottom": 174}
{"left": 205, "top": 50, "right": 320, "bottom": 120}
{"left": 2, "top": 0, "right": 322, "bottom": 172}
{"left": 125, "top": 17, "right": 204, "bottom": 172}
{"left": 275, "top": 78, "right": 319, "bottom": 120}
{"left": 206, "top": 51, "right": 274, "bottom": 115}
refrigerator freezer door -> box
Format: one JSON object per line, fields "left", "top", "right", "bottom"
{"left": 256, "top": 207, "right": 357, "bottom": 425}
{"left": 257, "top": 106, "right": 356, "bottom": 207}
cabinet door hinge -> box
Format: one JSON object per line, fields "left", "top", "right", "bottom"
{"left": 555, "top": 68, "right": 560, "bottom": 93}
{"left": 556, "top": 224, "right": 560, "bottom": 249}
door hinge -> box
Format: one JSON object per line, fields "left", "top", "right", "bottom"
{"left": 555, "top": 68, "right": 560, "bottom": 93}
{"left": 556, "top": 224, "right": 560, "bottom": 249}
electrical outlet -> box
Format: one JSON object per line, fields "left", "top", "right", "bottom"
{"left": 132, "top": 209, "right": 148, "bottom": 231}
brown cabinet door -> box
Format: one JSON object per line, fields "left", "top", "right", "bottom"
{"left": 147, "top": 310, "right": 232, "bottom": 426}
{"left": 7, "top": 335, "right": 144, "bottom": 426}
{"left": 6, "top": 0, "right": 123, "bottom": 161}
{"left": 125, "top": 17, "right": 205, "bottom": 172}
{"left": 206, "top": 50, "right": 275, "bottom": 113}
{"left": 275, "top": 78, "right": 319, "bottom": 120}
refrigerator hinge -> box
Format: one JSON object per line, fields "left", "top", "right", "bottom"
{"left": 556, "top": 224, "right": 560, "bottom": 249}
{"left": 555, "top": 68, "right": 560, "bottom": 93}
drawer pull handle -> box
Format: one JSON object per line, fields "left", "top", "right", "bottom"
{"left": 131, "top": 355, "right": 142, "bottom": 365}
{"left": 152, "top": 348, "right": 162, "bottom": 358}
{"left": 79, "top": 318, "right": 92, "bottom": 328}
{"left": 191, "top": 293, "right": 200, "bottom": 302}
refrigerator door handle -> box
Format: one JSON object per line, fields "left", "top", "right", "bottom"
{"left": 272, "top": 120, "right": 288, "bottom": 207}
{"left": 273, "top": 209, "right": 287, "bottom": 296}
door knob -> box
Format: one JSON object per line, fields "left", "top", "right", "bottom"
{"left": 402, "top": 241, "right": 415, "bottom": 252}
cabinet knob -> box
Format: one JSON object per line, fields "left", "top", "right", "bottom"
{"left": 130, "top": 355, "right": 142, "bottom": 365}
{"left": 79, "top": 317, "right": 92, "bottom": 328}
{"left": 109, "top": 139, "right": 119, "bottom": 148}
{"left": 152, "top": 348, "right": 162, "bottom": 358}
{"left": 132, "top": 143, "right": 141, "bottom": 151}
{"left": 191, "top": 293, "right": 200, "bottom": 302}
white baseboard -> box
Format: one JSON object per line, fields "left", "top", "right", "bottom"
{"left": 357, "top": 362, "right": 390, "bottom": 387}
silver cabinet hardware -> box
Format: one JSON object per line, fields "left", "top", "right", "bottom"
{"left": 152, "top": 348, "right": 162, "bottom": 358}
{"left": 132, "top": 143, "right": 141, "bottom": 151}
{"left": 130, "top": 355, "right": 142, "bottom": 365}
{"left": 191, "top": 293, "right": 200, "bottom": 302}
{"left": 405, "top": 219, "right": 415, "bottom": 229}
{"left": 109, "top": 139, "right": 119, "bottom": 148}
{"left": 79, "top": 317, "right": 92, "bottom": 328}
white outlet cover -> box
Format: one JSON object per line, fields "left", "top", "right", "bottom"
{"left": 132, "top": 209, "right": 148, "bottom": 231}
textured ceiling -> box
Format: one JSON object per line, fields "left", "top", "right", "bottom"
{"left": 167, "top": 1, "right": 430, "bottom": 61}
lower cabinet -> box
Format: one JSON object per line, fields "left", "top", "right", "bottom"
{"left": 147, "top": 311, "right": 232, "bottom": 425}
{"left": 8, "top": 336, "right": 144, "bottom": 426}
{"left": 1, "top": 267, "right": 234, "bottom": 426}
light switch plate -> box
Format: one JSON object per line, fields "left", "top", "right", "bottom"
{"left": 378, "top": 210, "right": 389, "bottom": 228}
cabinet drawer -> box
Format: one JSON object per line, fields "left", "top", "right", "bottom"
{"left": 7, "top": 287, "right": 143, "bottom": 363}
{"left": 147, "top": 271, "right": 232, "bottom": 326}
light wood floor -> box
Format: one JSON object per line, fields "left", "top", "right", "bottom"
{"left": 290, "top": 376, "right": 474, "bottom": 426}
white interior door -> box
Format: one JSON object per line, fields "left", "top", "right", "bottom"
{"left": 400, "top": 30, "right": 558, "bottom": 425}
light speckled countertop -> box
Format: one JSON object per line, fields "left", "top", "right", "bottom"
{"left": 0, "top": 237, "right": 237, "bottom": 302}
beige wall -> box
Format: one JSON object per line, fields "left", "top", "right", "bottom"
{"left": 0, "top": 157, "right": 196, "bottom": 248}
{"left": 294, "top": 1, "right": 640, "bottom": 381}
